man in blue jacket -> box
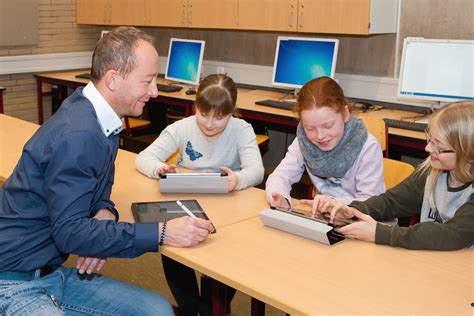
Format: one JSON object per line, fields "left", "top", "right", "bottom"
{"left": 0, "top": 26, "right": 212, "bottom": 315}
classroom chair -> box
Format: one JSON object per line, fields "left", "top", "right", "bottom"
{"left": 256, "top": 133, "right": 270, "bottom": 155}
{"left": 383, "top": 157, "right": 415, "bottom": 190}
{"left": 383, "top": 157, "right": 418, "bottom": 226}
{"left": 165, "top": 149, "right": 180, "bottom": 165}
{"left": 122, "top": 117, "right": 151, "bottom": 136}
{"left": 359, "top": 115, "right": 388, "bottom": 157}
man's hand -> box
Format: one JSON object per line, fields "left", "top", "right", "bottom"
{"left": 76, "top": 256, "right": 106, "bottom": 275}
{"left": 76, "top": 208, "right": 115, "bottom": 274}
{"left": 220, "top": 166, "right": 238, "bottom": 192}
{"left": 163, "top": 216, "right": 212, "bottom": 247}
{"left": 155, "top": 164, "right": 178, "bottom": 177}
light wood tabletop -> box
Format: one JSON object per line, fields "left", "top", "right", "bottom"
{"left": 0, "top": 114, "right": 39, "bottom": 179}
{"left": 0, "top": 113, "right": 268, "bottom": 228}
{"left": 162, "top": 216, "right": 473, "bottom": 315}
{"left": 35, "top": 69, "right": 426, "bottom": 141}
{"left": 112, "top": 148, "right": 269, "bottom": 226}
{"left": 2, "top": 113, "right": 471, "bottom": 315}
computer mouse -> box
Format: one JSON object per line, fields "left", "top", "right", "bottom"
{"left": 185, "top": 89, "right": 196, "bottom": 95}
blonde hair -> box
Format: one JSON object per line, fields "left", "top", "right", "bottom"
{"left": 416, "top": 101, "right": 474, "bottom": 210}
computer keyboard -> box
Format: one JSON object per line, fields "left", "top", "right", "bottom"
{"left": 383, "top": 118, "right": 428, "bottom": 132}
{"left": 157, "top": 83, "right": 182, "bottom": 93}
{"left": 255, "top": 99, "right": 295, "bottom": 111}
{"left": 75, "top": 73, "right": 91, "bottom": 79}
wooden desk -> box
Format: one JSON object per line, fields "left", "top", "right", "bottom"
{"left": 34, "top": 69, "right": 193, "bottom": 124}
{"left": 0, "top": 87, "right": 5, "bottom": 114}
{"left": 35, "top": 70, "right": 90, "bottom": 124}
{"left": 0, "top": 114, "right": 39, "bottom": 179}
{"left": 237, "top": 89, "right": 427, "bottom": 156}
{"left": 112, "top": 148, "right": 268, "bottom": 227}
{"left": 35, "top": 70, "right": 428, "bottom": 163}
{"left": 237, "top": 89, "right": 426, "bottom": 139}
{"left": 3, "top": 113, "right": 471, "bottom": 315}
{"left": 0, "top": 113, "right": 266, "bottom": 229}
{"left": 163, "top": 217, "right": 473, "bottom": 315}
{"left": 35, "top": 70, "right": 425, "bottom": 148}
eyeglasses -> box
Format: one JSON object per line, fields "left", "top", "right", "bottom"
{"left": 424, "top": 128, "right": 455, "bottom": 155}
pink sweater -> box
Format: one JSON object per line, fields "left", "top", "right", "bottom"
{"left": 265, "top": 134, "right": 385, "bottom": 206}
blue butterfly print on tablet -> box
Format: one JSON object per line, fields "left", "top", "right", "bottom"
{"left": 185, "top": 141, "right": 203, "bottom": 161}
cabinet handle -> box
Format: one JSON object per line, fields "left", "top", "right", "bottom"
{"left": 289, "top": 11, "right": 294, "bottom": 27}
{"left": 299, "top": 11, "right": 303, "bottom": 28}
{"left": 188, "top": 9, "right": 192, "bottom": 25}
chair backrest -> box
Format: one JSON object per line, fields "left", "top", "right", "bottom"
{"left": 123, "top": 117, "right": 151, "bottom": 136}
{"left": 166, "top": 149, "right": 180, "bottom": 165}
{"left": 359, "top": 115, "right": 388, "bottom": 156}
{"left": 383, "top": 158, "right": 415, "bottom": 189}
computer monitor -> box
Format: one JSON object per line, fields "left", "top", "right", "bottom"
{"left": 165, "top": 38, "right": 205, "bottom": 86}
{"left": 398, "top": 38, "right": 474, "bottom": 104}
{"left": 271, "top": 36, "right": 339, "bottom": 90}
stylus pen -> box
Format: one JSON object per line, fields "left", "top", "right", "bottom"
{"left": 176, "top": 200, "right": 196, "bottom": 218}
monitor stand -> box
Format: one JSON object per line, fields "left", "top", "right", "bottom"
{"left": 284, "top": 88, "right": 299, "bottom": 103}
{"left": 430, "top": 101, "right": 449, "bottom": 112}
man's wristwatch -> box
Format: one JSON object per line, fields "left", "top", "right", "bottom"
{"left": 105, "top": 206, "right": 120, "bottom": 222}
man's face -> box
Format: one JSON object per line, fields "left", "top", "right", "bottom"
{"left": 114, "top": 39, "right": 159, "bottom": 118}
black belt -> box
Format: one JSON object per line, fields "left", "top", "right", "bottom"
{"left": 0, "top": 265, "right": 57, "bottom": 281}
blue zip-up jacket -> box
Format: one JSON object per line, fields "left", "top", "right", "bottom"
{"left": 0, "top": 88, "right": 158, "bottom": 272}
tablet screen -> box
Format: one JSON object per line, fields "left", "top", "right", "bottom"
{"left": 159, "top": 172, "right": 226, "bottom": 178}
{"left": 132, "top": 199, "right": 210, "bottom": 222}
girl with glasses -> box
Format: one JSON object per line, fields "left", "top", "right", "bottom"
{"left": 313, "top": 101, "right": 473, "bottom": 250}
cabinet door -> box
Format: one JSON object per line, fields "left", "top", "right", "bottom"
{"left": 145, "top": 0, "right": 188, "bottom": 27}
{"left": 298, "top": 0, "right": 371, "bottom": 35}
{"left": 188, "top": 0, "right": 238, "bottom": 29}
{"left": 238, "top": 0, "right": 297, "bottom": 31}
{"left": 76, "top": 0, "right": 108, "bottom": 24}
{"left": 110, "top": 0, "right": 146, "bottom": 26}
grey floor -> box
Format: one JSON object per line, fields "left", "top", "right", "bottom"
{"left": 64, "top": 254, "right": 287, "bottom": 316}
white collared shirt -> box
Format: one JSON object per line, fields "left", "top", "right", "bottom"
{"left": 82, "top": 82, "right": 123, "bottom": 137}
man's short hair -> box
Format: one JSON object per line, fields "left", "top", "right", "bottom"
{"left": 90, "top": 26, "right": 155, "bottom": 81}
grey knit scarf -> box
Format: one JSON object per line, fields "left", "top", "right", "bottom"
{"left": 297, "top": 115, "right": 368, "bottom": 178}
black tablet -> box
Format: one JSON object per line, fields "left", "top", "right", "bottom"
{"left": 131, "top": 199, "right": 216, "bottom": 233}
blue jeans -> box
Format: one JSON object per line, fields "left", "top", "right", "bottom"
{"left": 0, "top": 267, "right": 173, "bottom": 315}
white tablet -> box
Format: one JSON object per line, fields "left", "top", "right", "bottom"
{"left": 259, "top": 208, "right": 345, "bottom": 245}
{"left": 159, "top": 173, "right": 228, "bottom": 194}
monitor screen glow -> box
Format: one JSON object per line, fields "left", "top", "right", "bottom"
{"left": 165, "top": 38, "right": 205, "bottom": 86}
{"left": 398, "top": 38, "right": 474, "bottom": 103}
{"left": 272, "top": 37, "right": 339, "bottom": 89}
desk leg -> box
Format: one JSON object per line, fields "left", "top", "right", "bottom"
{"left": 0, "top": 90, "right": 4, "bottom": 114}
{"left": 211, "top": 279, "right": 227, "bottom": 316}
{"left": 251, "top": 298, "right": 265, "bottom": 316}
{"left": 185, "top": 102, "right": 193, "bottom": 116}
{"left": 36, "top": 77, "right": 44, "bottom": 124}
